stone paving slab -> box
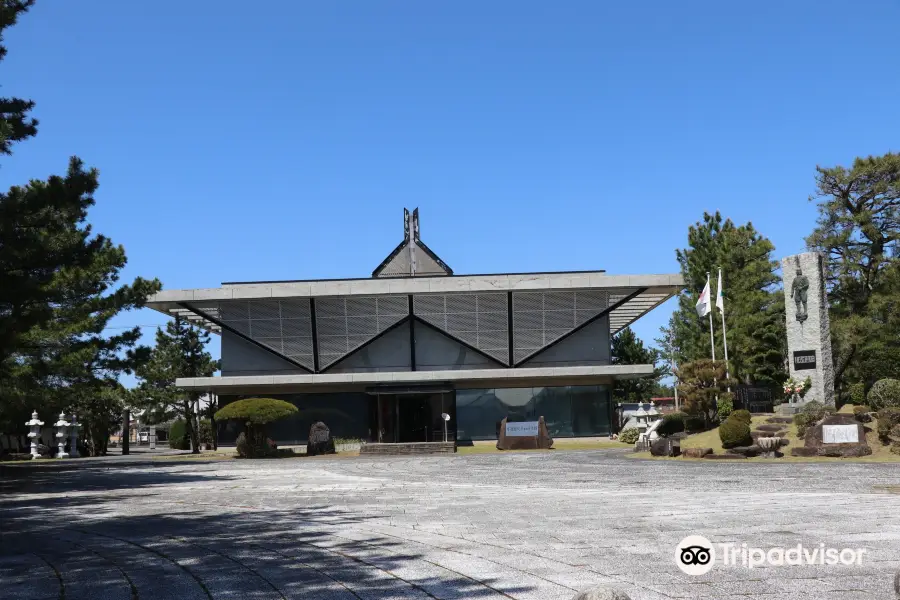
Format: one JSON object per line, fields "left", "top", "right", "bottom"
{"left": 1, "top": 450, "right": 899, "bottom": 599}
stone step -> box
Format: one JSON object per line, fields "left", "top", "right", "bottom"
{"left": 360, "top": 442, "right": 456, "bottom": 456}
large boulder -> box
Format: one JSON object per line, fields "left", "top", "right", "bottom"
{"left": 650, "top": 437, "right": 681, "bottom": 457}
{"left": 571, "top": 587, "right": 631, "bottom": 600}
{"left": 682, "top": 447, "right": 712, "bottom": 458}
{"left": 307, "top": 421, "right": 335, "bottom": 456}
{"left": 496, "top": 416, "right": 553, "bottom": 450}
{"left": 790, "top": 414, "right": 872, "bottom": 458}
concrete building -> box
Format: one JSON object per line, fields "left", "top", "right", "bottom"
{"left": 146, "top": 209, "right": 682, "bottom": 445}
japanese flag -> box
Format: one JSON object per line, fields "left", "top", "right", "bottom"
{"left": 695, "top": 277, "right": 711, "bottom": 317}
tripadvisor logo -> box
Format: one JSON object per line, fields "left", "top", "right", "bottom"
{"left": 675, "top": 535, "right": 868, "bottom": 575}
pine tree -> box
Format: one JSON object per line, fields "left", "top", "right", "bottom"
{"left": 806, "top": 153, "right": 900, "bottom": 391}
{"left": 136, "top": 318, "right": 218, "bottom": 454}
{"left": 668, "top": 212, "right": 785, "bottom": 388}
{"left": 0, "top": 3, "right": 161, "bottom": 447}
{"left": 610, "top": 327, "right": 667, "bottom": 403}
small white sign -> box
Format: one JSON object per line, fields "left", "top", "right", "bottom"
{"left": 506, "top": 421, "right": 539, "bottom": 437}
{"left": 822, "top": 424, "right": 859, "bottom": 444}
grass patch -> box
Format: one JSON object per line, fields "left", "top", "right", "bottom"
{"left": 456, "top": 439, "right": 623, "bottom": 455}
{"left": 630, "top": 414, "right": 900, "bottom": 462}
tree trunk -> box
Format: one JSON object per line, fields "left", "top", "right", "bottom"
{"left": 183, "top": 398, "right": 200, "bottom": 454}
{"left": 210, "top": 394, "right": 218, "bottom": 450}
{"left": 122, "top": 409, "right": 130, "bottom": 455}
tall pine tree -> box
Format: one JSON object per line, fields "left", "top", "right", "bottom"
{"left": 136, "top": 317, "right": 218, "bottom": 454}
{"left": 0, "top": 2, "right": 161, "bottom": 449}
{"left": 668, "top": 212, "right": 785, "bottom": 388}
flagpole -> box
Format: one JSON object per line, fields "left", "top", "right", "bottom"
{"left": 707, "top": 272, "right": 715, "bottom": 362}
{"left": 718, "top": 267, "right": 731, "bottom": 392}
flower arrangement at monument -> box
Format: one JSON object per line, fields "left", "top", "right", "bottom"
{"left": 783, "top": 376, "right": 812, "bottom": 402}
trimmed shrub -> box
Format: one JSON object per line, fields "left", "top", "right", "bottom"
{"left": 719, "top": 416, "right": 752, "bottom": 449}
{"left": 853, "top": 405, "right": 872, "bottom": 423}
{"left": 716, "top": 397, "right": 734, "bottom": 421}
{"left": 168, "top": 420, "right": 189, "bottom": 450}
{"left": 198, "top": 419, "right": 214, "bottom": 448}
{"left": 847, "top": 382, "right": 866, "bottom": 406}
{"left": 868, "top": 379, "right": 900, "bottom": 411}
{"left": 657, "top": 412, "right": 686, "bottom": 437}
{"left": 876, "top": 407, "right": 900, "bottom": 445}
{"left": 794, "top": 401, "right": 835, "bottom": 437}
{"left": 730, "top": 409, "right": 752, "bottom": 424}
{"left": 683, "top": 414, "right": 706, "bottom": 433}
{"left": 618, "top": 428, "right": 640, "bottom": 444}
{"left": 216, "top": 398, "right": 297, "bottom": 458}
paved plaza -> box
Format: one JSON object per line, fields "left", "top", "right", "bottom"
{"left": 2, "top": 450, "right": 899, "bottom": 599}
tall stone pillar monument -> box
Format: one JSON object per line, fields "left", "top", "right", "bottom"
{"left": 781, "top": 252, "right": 835, "bottom": 407}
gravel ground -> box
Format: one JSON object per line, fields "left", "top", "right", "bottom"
{"left": 1, "top": 449, "right": 899, "bottom": 599}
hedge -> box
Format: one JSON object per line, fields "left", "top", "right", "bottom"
{"left": 657, "top": 412, "right": 686, "bottom": 437}
{"left": 168, "top": 420, "right": 189, "bottom": 450}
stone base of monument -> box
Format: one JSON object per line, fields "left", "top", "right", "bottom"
{"left": 790, "top": 414, "right": 871, "bottom": 458}
{"left": 496, "top": 416, "right": 553, "bottom": 450}
{"left": 360, "top": 442, "right": 456, "bottom": 456}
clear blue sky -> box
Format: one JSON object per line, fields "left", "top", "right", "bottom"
{"left": 3, "top": 1, "right": 899, "bottom": 369}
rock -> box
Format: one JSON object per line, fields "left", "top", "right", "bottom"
{"left": 650, "top": 437, "right": 680, "bottom": 457}
{"left": 755, "top": 424, "right": 783, "bottom": 433}
{"left": 728, "top": 445, "right": 761, "bottom": 457}
{"left": 766, "top": 416, "right": 794, "bottom": 424}
{"left": 307, "top": 422, "right": 335, "bottom": 456}
{"left": 496, "top": 416, "right": 553, "bottom": 450}
{"left": 571, "top": 587, "right": 631, "bottom": 600}
{"left": 795, "top": 414, "right": 871, "bottom": 458}
{"left": 703, "top": 453, "right": 747, "bottom": 459}
{"left": 682, "top": 447, "right": 712, "bottom": 458}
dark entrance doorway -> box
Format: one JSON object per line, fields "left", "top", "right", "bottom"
{"left": 370, "top": 387, "right": 456, "bottom": 443}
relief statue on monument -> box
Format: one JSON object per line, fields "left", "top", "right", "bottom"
{"left": 790, "top": 267, "right": 809, "bottom": 323}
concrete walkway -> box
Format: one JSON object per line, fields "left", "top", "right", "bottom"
{"left": 1, "top": 450, "right": 899, "bottom": 599}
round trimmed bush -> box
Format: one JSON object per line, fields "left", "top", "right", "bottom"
{"left": 618, "top": 428, "right": 640, "bottom": 444}
{"left": 657, "top": 412, "right": 686, "bottom": 437}
{"left": 215, "top": 398, "right": 298, "bottom": 458}
{"left": 847, "top": 382, "right": 866, "bottom": 406}
{"left": 868, "top": 379, "right": 900, "bottom": 411}
{"left": 683, "top": 414, "right": 706, "bottom": 433}
{"left": 719, "top": 416, "right": 752, "bottom": 449}
{"left": 730, "top": 409, "right": 752, "bottom": 424}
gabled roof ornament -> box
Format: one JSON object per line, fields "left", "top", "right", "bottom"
{"left": 372, "top": 208, "right": 453, "bottom": 278}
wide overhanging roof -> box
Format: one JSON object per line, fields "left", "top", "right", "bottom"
{"left": 174, "top": 364, "right": 656, "bottom": 393}
{"left": 146, "top": 271, "right": 682, "bottom": 337}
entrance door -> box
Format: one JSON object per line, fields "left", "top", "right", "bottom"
{"left": 373, "top": 391, "right": 456, "bottom": 443}
{"left": 398, "top": 395, "right": 431, "bottom": 442}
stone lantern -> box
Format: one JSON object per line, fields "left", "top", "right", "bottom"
{"left": 633, "top": 404, "right": 649, "bottom": 433}
{"left": 54, "top": 412, "right": 70, "bottom": 458}
{"left": 646, "top": 402, "right": 661, "bottom": 423}
{"left": 25, "top": 411, "right": 44, "bottom": 459}
{"left": 69, "top": 413, "right": 81, "bottom": 458}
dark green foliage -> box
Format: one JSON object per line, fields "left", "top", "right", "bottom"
{"left": 730, "top": 409, "right": 752, "bottom": 424}
{"left": 807, "top": 153, "right": 900, "bottom": 391}
{"left": 876, "top": 408, "right": 900, "bottom": 445}
{"left": 719, "top": 415, "right": 752, "bottom": 449}
{"left": 676, "top": 359, "right": 736, "bottom": 427}
{"left": 657, "top": 412, "right": 686, "bottom": 437}
{"left": 793, "top": 401, "right": 835, "bottom": 437}
{"left": 667, "top": 212, "right": 786, "bottom": 388}
{"left": 618, "top": 428, "right": 640, "bottom": 444}
{"left": 868, "top": 379, "right": 900, "bottom": 411}
{"left": 716, "top": 397, "right": 733, "bottom": 421}
{"left": 198, "top": 419, "right": 214, "bottom": 448}
{"left": 611, "top": 327, "right": 668, "bottom": 403}
{"left": 234, "top": 430, "right": 277, "bottom": 458}
{"left": 846, "top": 382, "right": 866, "bottom": 406}
{"left": 683, "top": 415, "right": 707, "bottom": 433}
{"left": 0, "top": 1, "right": 38, "bottom": 156}
{"left": 135, "top": 317, "right": 217, "bottom": 454}
{"left": 215, "top": 398, "right": 298, "bottom": 425}
{"left": 168, "top": 420, "right": 189, "bottom": 450}
{"left": 853, "top": 405, "right": 872, "bottom": 423}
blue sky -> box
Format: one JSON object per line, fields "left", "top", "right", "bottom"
{"left": 3, "top": 1, "right": 899, "bottom": 370}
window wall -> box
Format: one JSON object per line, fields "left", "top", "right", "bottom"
{"left": 455, "top": 385, "right": 611, "bottom": 441}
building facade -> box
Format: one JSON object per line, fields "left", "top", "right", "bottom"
{"left": 146, "top": 209, "right": 682, "bottom": 444}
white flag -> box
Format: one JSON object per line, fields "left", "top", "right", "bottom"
{"left": 695, "top": 277, "right": 711, "bottom": 317}
{"left": 716, "top": 268, "right": 725, "bottom": 313}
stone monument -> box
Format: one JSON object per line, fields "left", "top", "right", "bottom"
{"left": 496, "top": 416, "right": 553, "bottom": 450}
{"left": 781, "top": 252, "right": 835, "bottom": 409}
{"left": 306, "top": 421, "right": 335, "bottom": 456}
{"left": 790, "top": 413, "right": 871, "bottom": 458}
